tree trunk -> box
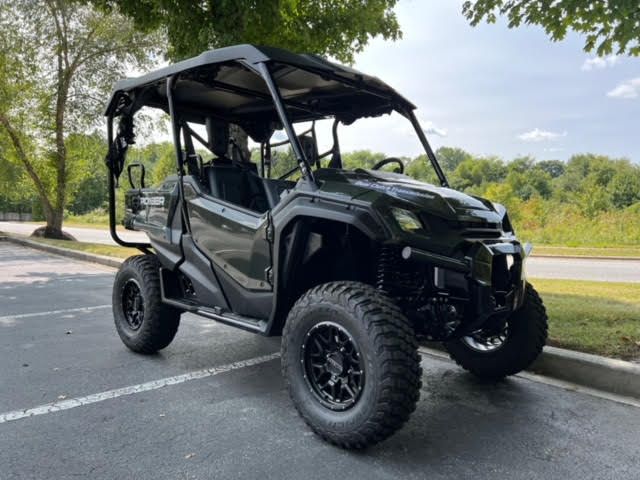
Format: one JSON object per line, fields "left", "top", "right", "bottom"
{"left": 0, "top": 112, "right": 58, "bottom": 235}
{"left": 48, "top": 36, "right": 70, "bottom": 240}
{"left": 43, "top": 208, "right": 66, "bottom": 239}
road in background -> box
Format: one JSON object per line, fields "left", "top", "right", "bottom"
{"left": 0, "top": 221, "right": 147, "bottom": 244}
{"left": 527, "top": 256, "right": 640, "bottom": 283}
{"left": 1, "top": 221, "right": 639, "bottom": 283}
{"left": 1, "top": 243, "right": 639, "bottom": 479}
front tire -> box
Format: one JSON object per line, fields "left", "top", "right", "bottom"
{"left": 281, "top": 281, "right": 422, "bottom": 449}
{"left": 444, "top": 283, "right": 548, "bottom": 380}
{"left": 112, "top": 255, "right": 181, "bottom": 354}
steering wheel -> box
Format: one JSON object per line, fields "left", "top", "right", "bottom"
{"left": 372, "top": 157, "right": 404, "bottom": 174}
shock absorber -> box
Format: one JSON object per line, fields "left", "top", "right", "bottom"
{"left": 376, "top": 245, "right": 396, "bottom": 294}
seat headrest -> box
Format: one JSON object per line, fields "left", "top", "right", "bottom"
{"left": 206, "top": 118, "right": 230, "bottom": 158}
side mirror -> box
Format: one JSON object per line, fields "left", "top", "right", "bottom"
{"left": 127, "top": 162, "right": 146, "bottom": 190}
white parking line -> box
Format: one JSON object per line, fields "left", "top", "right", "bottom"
{"left": 0, "top": 305, "right": 111, "bottom": 321}
{"left": 0, "top": 353, "right": 280, "bottom": 425}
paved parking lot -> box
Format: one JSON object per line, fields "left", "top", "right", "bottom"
{"left": 1, "top": 242, "right": 639, "bottom": 480}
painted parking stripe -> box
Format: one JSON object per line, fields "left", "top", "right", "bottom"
{"left": 0, "top": 305, "right": 111, "bottom": 321}
{"left": 0, "top": 353, "right": 280, "bottom": 425}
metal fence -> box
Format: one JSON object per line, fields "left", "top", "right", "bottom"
{"left": 0, "top": 212, "right": 33, "bottom": 221}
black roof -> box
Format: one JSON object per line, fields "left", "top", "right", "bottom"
{"left": 105, "top": 44, "right": 414, "bottom": 132}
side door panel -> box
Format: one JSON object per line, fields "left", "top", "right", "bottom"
{"left": 183, "top": 179, "right": 273, "bottom": 318}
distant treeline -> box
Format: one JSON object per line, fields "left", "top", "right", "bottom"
{"left": 2, "top": 138, "right": 638, "bottom": 246}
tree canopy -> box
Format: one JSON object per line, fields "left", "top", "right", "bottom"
{"left": 92, "top": 0, "right": 402, "bottom": 62}
{"left": 462, "top": 0, "right": 640, "bottom": 56}
{"left": 0, "top": 0, "right": 160, "bottom": 237}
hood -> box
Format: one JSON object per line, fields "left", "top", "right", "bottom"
{"left": 316, "top": 168, "right": 502, "bottom": 223}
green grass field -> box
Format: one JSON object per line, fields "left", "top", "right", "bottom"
{"left": 534, "top": 245, "right": 640, "bottom": 258}
{"left": 531, "top": 279, "right": 640, "bottom": 360}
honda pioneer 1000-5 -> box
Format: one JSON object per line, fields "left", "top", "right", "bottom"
{"left": 104, "top": 45, "right": 547, "bottom": 449}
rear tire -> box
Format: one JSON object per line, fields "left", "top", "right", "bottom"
{"left": 113, "top": 255, "right": 180, "bottom": 354}
{"left": 444, "top": 283, "right": 547, "bottom": 380}
{"left": 281, "top": 281, "right": 422, "bottom": 449}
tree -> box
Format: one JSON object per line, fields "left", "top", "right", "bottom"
{"left": 0, "top": 0, "right": 160, "bottom": 238}
{"left": 462, "top": 0, "right": 640, "bottom": 56}
{"left": 435, "top": 146, "right": 473, "bottom": 173}
{"left": 342, "top": 150, "right": 387, "bottom": 170}
{"left": 93, "top": 0, "right": 402, "bottom": 63}
{"left": 507, "top": 156, "right": 536, "bottom": 174}
{"left": 450, "top": 156, "right": 507, "bottom": 190}
{"left": 609, "top": 163, "right": 640, "bottom": 209}
{"left": 0, "top": 141, "right": 36, "bottom": 216}
{"left": 405, "top": 154, "right": 439, "bottom": 184}
{"left": 66, "top": 132, "right": 110, "bottom": 215}
{"left": 537, "top": 160, "right": 565, "bottom": 179}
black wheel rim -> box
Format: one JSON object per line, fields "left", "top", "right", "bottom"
{"left": 122, "top": 279, "right": 144, "bottom": 331}
{"left": 462, "top": 325, "right": 509, "bottom": 352}
{"left": 301, "top": 321, "right": 365, "bottom": 411}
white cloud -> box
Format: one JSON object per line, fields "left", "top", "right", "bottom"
{"left": 423, "top": 121, "right": 448, "bottom": 137}
{"left": 517, "top": 128, "right": 567, "bottom": 142}
{"left": 606, "top": 78, "right": 640, "bottom": 99}
{"left": 393, "top": 116, "right": 448, "bottom": 138}
{"left": 581, "top": 55, "right": 620, "bottom": 71}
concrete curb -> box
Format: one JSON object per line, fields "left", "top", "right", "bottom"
{"left": 420, "top": 343, "right": 640, "bottom": 400}
{"left": 3, "top": 232, "right": 639, "bottom": 401}
{"left": 529, "top": 346, "right": 640, "bottom": 399}
{"left": 0, "top": 233, "right": 123, "bottom": 269}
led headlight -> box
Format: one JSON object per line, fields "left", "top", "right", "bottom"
{"left": 390, "top": 207, "right": 423, "bottom": 233}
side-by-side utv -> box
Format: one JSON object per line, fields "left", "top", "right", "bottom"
{"left": 104, "top": 44, "right": 547, "bottom": 449}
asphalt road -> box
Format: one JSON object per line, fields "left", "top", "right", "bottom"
{"left": 0, "top": 221, "right": 147, "bottom": 244}
{"left": 1, "top": 243, "right": 639, "bottom": 480}
{"left": 2, "top": 221, "right": 639, "bottom": 283}
{"left": 526, "top": 256, "right": 640, "bottom": 283}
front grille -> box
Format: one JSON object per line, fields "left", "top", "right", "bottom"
{"left": 461, "top": 228, "right": 502, "bottom": 238}
{"left": 458, "top": 220, "right": 501, "bottom": 230}
{"left": 444, "top": 219, "right": 503, "bottom": 238}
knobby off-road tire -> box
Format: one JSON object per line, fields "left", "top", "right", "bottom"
{"left": 444, "top": 283, "right": 548, "bottom": 380}
{"left": 281, "top": 281, "right": 422, "bottom": 449}
{"left": 113, "top": 255, "right": 180, "bottom": 354}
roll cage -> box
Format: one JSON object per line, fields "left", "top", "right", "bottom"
{"left": 104, "top": 44, "right": 448, "bottom": 251}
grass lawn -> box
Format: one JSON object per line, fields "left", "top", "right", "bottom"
{"left": 531, "top": 278, "right": 640, "bottom": 360}
{"left": 534, "top": 245, "right": 640, "bottom": 258}
{"left": 22, "top": 236, "right": 138, "bottom": 259}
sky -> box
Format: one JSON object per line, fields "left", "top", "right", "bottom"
{"left": 336, "top": 0, "right": 640, "bottom": 163}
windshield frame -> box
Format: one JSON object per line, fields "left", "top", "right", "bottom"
{"left": 258, "top": 64, "right": 450, "bottom": 188}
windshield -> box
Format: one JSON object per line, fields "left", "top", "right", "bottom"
{"left": 251, "top": 109, "right": 447, "bottom": 187}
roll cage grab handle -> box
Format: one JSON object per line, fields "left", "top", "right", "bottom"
{"left": 105, "top": 61, "right": 449, "bottom": 250}
{"left": 106, "top": 114, "right": 152, "bottom": 252}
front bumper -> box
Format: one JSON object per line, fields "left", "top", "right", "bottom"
{"left": 402, "top": 241, "right": 530, "bottom": 333}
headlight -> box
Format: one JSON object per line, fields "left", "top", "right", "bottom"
{"left": 390, "top": 207, "right": 424, "bottom": 233}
